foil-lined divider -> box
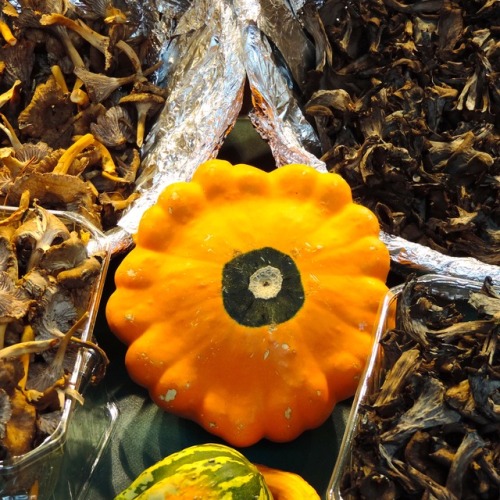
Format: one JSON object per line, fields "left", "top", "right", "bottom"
{"left": 105, "top": 0, "right": 246, "bottom": 253}
{"left": 234, "top": 0, "right": 325, "bottom": 170}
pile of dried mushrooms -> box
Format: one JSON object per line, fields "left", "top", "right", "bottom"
{"left": 340, "top": 277, "right": 500, "bottom": 499}
{"left": 0, "top": 199, "right": 107, "bottom": 463}
{"left": 298, "top": 0, "right": 499, "bottom": 265}
{"left": 0, "top": 0, "right": 165, "bottom": 230}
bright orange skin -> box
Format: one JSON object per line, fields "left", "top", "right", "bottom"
{"left": 256, "top": 464, "right": 321, "bottom": 499}
{"left": 106, "top": 159, "right": 390, "bottom": 447}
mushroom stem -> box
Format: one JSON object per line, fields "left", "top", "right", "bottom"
{"left": 70, "top": 86, "right": 90, "bottom": 107}
{"left": 41, "top": 14, "right": 112, "bottom": 69}
{"left": 115, "top": 39, "right": 144, "bottom": 78}
{"left": 0, "top": 19, "right": 16, "bottom": 46}
{"left": 51, "top": 65, "right": 69, "bottom": 94}
{"left": 135, "top": 104, "right": 149, "bottom": 147}
{"left": 0, "top": 338, "right": 60, "bottom": 360}
{"left": 49, "top": 312, "right": 89, "bottom": 380}
{"left": 0, "top": 323, "right": 6, "bottom": 350}
{"left": 0, "top": 80, "right": 21, "bottom": 109}
{"left": 93, "top": 139, "right": 117, "bottom": 175}
{"left": 53, "top": 133, "right": 95, "bottom": 174}
{"left": 0, "top": 112, "right": 22, "bottom": 150}
{"left": 55, "top": 25, "right": 85, "bottom": 69}
{"left": 0, "top": 190, "right": 30, "bottom": 227}
{"left": 41, "top": 14, "right": 147, "bottom": 77}
{"left": 19, "top": 325, "right": 35, "bottom": 391}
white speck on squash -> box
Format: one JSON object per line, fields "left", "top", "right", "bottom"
{"left": 358, "top": 321, "right": 368, "bottom": 331}
{"left": 126, "top": 268, "right": 136, "bottom": 278}
{"left": 263, "top": 349, "right": 270, "bottom": 360}
{"left": 281, "top": 343, "right": 289, "bottom": 350}
{"left": 284, "top": 407, "right": 292, "bottom": 420}
{"left": 160, "top": 389, "right": 177, "bottom": 402}
{"left": 125, "top": 313, "right": 134, "bottom": 322}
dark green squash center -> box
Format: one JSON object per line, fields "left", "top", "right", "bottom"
{"left": 221, "top": 247, "right": 305, "bottom": 327}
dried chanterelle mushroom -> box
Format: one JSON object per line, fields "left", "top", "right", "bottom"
{"left": 0, "top": 199, "right": 108, "bottom": 470}
{"left": 0, "top": 0, "right": 165, "bottom": 230}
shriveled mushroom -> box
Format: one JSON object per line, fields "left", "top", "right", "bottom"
{"left": 12, "top": 205, "right": 71, "bottom": 272}
{"left": 40, "top": 12, "right": 142, "bottom": 73}
{"left": 26, "top": 312, "right": 89, "bottom": 410}
{"left": 0, "top": 271, "right": 33, "bottom": 349}
{"left": 72, "top": 0, "right": 127, "bottom": 24}
{"left": 7, "top": 172, "right": 101, "bottom": 228}
{"left": 17, "top": 76, "right": 75, "bottom": 148}
{"left": 0, "top": 226, "right": 18, "bottom": 282}
{"left": 31, "top": 284, "right": 78, "bottom": 343}
{"left": 73, "top": 67, "right": 137, "bottom": 103}
{"left": 38, "top": 230, "right": 88, "bottom": 274}
{"left": 0, "top": 358, "right": 24, "bottom": 395}
{"left": 57, "top": 255, "right": 103, "bottom": 288}
{"left": 119, "top": 92, "right": 165, "bottom": 147}
{"left": 1, "top": 142, "right": 54, "bottom": 177}
{"left": 0, "top": 39, "right": 35, "bottom": 87}
{"left": 1, "top": 388, "right": 36, "bottom": 457}
{"left": 90, "top": 105, "right": 135, "bottom": 148}
{"left": 40, "top": 13, "right": 113, "bottom": 69}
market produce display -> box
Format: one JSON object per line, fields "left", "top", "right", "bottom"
{"left": 336, "top": 276, "right": 500, "bottom": 499}
{"left": 0, "top": 0, "right": 164, "bottom": 230}
{"left": 115, "top": 442, "right": 319, "bottom": 500}
{"left": 106, "top": 158, "right": 390, "bottom": 447}
{"left": 299, "top": 0, "right": 499, "bottom": 265}
{"left": 2, "top": 1, "right": 497, "bottom": 498}
{"left": 0, "top": 199, "right": 108, "bottom": 492}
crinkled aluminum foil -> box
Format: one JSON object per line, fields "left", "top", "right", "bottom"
{"left": 105, "top": 0, "right": 246, "bottom": 253}
{"left": 234, "top": 0, "right": 325, "bottom": 170}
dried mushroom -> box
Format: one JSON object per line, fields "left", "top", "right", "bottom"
{"left": 298, "top": 0, "right": 499, "bottom": 264}
{"left": 0, "top": 201, "right": 108, "bottom": 462}
{"left": 340, "top": 277, "right": 500, "bottom": 499}
{"left": 0, "top": 1, "right": 165, "bottom": 230}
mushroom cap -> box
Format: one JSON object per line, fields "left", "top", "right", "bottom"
{"left": 0, "top": 271, "right": 33, "bottom": 322}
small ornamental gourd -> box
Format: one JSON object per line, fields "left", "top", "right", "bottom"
{"left": 106, "top": 159, "right": 390, "bottom": 447}
{"left": 114, "top": 443, "right": 272, "bottom": 499}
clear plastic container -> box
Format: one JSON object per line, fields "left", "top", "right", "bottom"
{"left": 328, "top": 274, "right": 495, "bottom": 500}
{"left": 0, "top": 207, "right": 113, "bottom": 500}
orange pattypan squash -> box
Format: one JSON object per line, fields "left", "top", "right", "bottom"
{"left": 106, "top": 159, "right": 390, "bottom": 447}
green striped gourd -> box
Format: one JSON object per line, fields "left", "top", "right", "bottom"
{"left": 114, "top": 443, "right": 273, "bottom": 499}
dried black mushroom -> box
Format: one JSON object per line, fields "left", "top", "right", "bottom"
{"left": 340, "top": 277, "right": 500, "bottom": 499}
{"left": 297, "top": 0, "right": 499, "bottom": 264}
{"left": 0, "top": 200, "right": 108, "bottom": 463}
{"left": 0, "top": 1, "right": 165, "bottom": 230}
